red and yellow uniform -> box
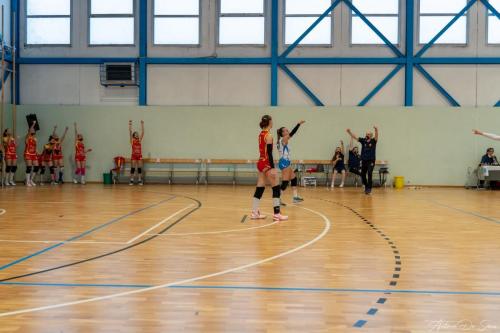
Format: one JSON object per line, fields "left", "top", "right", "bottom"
{"left": 75, "top": 141, "right": 86, "bottom": 162}
{"left": 41, "top": 144, "right": 53, "bottom": 163}
{"left": 52, "top": 141, "right": 63, "bottom": 161}
{"left": 131, "top": 138, "right": 142, "bottom": 161}
{"left": 24, "top": 136, "right": 38, "bottom": 161}
{"left": 4, "top": 137, "right": 17, "bottom": 160}
{"left": 257, "top": 130, "right": 272, "bottom": 173}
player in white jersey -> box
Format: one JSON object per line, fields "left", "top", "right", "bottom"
{"left": 277, "top": 120, "right": 305, "bottom": 204}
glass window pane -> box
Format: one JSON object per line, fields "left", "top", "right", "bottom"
{"left": 154, "top": 17, "right": 199, "bottom": 44}
{"left": 285, "top": 17, "right": 331, "bottom": 44}
{"left": 91, "top": 0, "right": 134, "bottom": 15}
{"left": 352, "top": 16, "right": 398, "bottom": 44}
{"left": 488, "top": 16, "right": 500, "bottom": 43}
{"left": 419, "top": 16, "right": 467, "bottom": 43}
{"left": 489, "top": 0, "right": 500, "bottom": 13}
{"left": 27, "top": 17, "right": 70, "bottom": 44}
{"left": 27, "top": 0, "right": 70, "bottom": 15}
{"left": 420, "top": 0, "right": 466, "bottom": 14}
{"left": 155, "top": 0, "right": 199, "bottom": 15}
{"left": 286, "top": 0, "right": 332, "bottom": 15}
{"left": 219, "top": 17, "right": 265, "bottom": 44}
{"left": 220, "top": 0, "right": 264, "bottom": 14}
{"left": 352, "top": 0, "right": 398, "bottom": 15}
{"left": 90, "top": 17, "right": 134, "bottom": 44}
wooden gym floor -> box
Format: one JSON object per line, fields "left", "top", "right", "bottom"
{"left": 0, "top": 185, "right": 500, "bottom": 332}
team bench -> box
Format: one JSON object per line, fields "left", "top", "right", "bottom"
{"left": 114, "top": 158, "right": 389, "bottom": 186}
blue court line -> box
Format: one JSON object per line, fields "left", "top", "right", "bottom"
{"left": 2, "top": 282, "right": 500, "bottom": 297}
{"left": 353, "top": 320, "right": 367, "bottom": 328}
{"left": 429, "top": 200, "right": 500, "bottom": 225}
{"left": 0, "top": 196, "right": 175, "bottom": 272}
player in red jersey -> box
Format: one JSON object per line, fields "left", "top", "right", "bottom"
{"left": 251, "top": 115, "right": 288, "bottom": 222}
{"left": 52, "top": 125, "right": 69, "bottom": 184}
{"left": 129, "top": 120, "right": 145, "bottom": 186}
{"left": 24, "top": 121, "right": 39, "bottom": 187}
{"left": 73, "top": 122, "right": 92, "bottom": 185}
{"left": 38, "top": 137, "right": 56, "bottom": 185}
{"left": 2, "top": 128, "right": 18, "bottom": 186}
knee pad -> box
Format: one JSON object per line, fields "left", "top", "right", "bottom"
{"left": 280, "top": 180, "right": 289, "bottom": 191}
{"left": 34, "top": 166, "right": 40, "bottom": 173}
{"left": 26, "top": 166, "right": 32, "bottom": 174}
{"left": 254, "top": 186, "right": 265, "bottom": 199}
{"left": 40, "top": 166, "right": 46, "bottom": 174}
{"left": 291, "top": 177, "right": 298, "bottom": 187}
{"left": 138, "top": 168, "right": 142, "bottom": 174}
{"left": 11, "top": 166, "right": 17, "bottom": 173}
{"left": 272, "top": 185, "right": 281, "bottom": 198}
{"left": 50, "top": 166, "right": 55, "bottom": 174}
{"left": 5, "top": 165, "right": 11, "bottom": 173}
{"left": 130, "top": 168, "right": 136, "bottom": 174}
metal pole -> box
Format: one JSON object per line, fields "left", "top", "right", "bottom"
{"left": 12, "top": 13, "right": 16, "bottom": 136}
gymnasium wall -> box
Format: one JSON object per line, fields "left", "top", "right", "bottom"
{"left": 12, "top": 104, "right": 500, "bottom": 186}
{"left": 17, "top": 0, "right": 500, "bottom": 107}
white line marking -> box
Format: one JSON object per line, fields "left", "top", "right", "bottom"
{"left": 147, "top": 220, "right": 279, "bottom": 237}
{"left": 0, "top": 209, "right": 6, "bottom": 216}
{"left": 125, "top": 205, "right": 195, "bottom": 244}
{"left": 0, "top": 205, "right": 331, "bottom": 318}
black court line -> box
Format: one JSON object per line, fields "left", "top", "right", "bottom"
{"left": 0, "top": 195, "right": 202, "bottom": 283}
{"left": 316, "top": 198, "right": 402, "bottom": 329}
{"left": 241, "top": 215, "right": 247, "bottom": 223}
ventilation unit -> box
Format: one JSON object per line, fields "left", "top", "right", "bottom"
{"left": 100, "top": 63, "right": 138, "bottom": 87}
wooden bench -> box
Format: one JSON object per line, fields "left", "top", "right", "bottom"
{"left": 118, "top": 158, "right": 203, "bottom": 184}
{"left": 204, "top": 159, "right": 258, "bottom": 185}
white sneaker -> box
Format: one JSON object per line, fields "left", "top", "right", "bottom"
{"left": 339, "top": 183, "right": 344, "bottom": 188}
{"left": 73, "top": 178, "right": 79, "bottom": 184}
{"left": 273, "top": 213, "right": 289, "bottom": 221}
{"left": 30, "top": 180, "right": 37, "bottom": 187}
{"left": 26, "top": 181, "right": 32, "bottom": 187}
{"left": 251, "top": 211, "right": 267, "bottom": 220}
{"left": 10, "top": 181, "right": 16, "bottom": 186}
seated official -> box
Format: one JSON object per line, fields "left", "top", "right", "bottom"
{"left": 479, "top": 148, "right": 499, "bottom": 188}
{"left": 348, "top": 139, "right": 362, "bottom": 177}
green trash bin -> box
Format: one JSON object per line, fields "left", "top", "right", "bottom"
{"left": 103, "top": 172, "right": 113, "bottom": 185}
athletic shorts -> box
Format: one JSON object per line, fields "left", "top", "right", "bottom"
{"left": 5, "top": 153, "right": 17, "bottom": 160}
{"left": 334, "top": 163, "right": 346, "bottom": 173}
{"left": 52, "top": 155, "right": 63, "bottom": 161}
{"left": 131, "top": 154, "right": 143, "bottom": 161}
{"left": 257, "top": 160, "right": 272, "bottom": 173}
{"left": 24, "top": 154, "right": 38, "bottom": 162}
{"left": 278, "top": 158, "right": 291, "bottom": 170}
{"left": 75, "top": 155, "right": 86, "bottom": 162}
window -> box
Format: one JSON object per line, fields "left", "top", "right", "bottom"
{"left": 154, "top": 0, "right": 200, "bottom": 45}
{"left": 218, "top": 0, "right": 265, "bottom": 44}
{"left": 26, "top": 0, "right": 71, "bottom": 45}
{"left": 488, "top": 0, "right": 500, "bottom": 44}
{"left": 351, "top": 0, "right": 399, "bottom": 45}
{"left": 285, "top": 0, "right": 332, "bottom": 45}
{"left": 419, "top": 0, "right": 468, "bottom": 44}
{"left": 89, "top": 0, "right": 135, "bottom": 45}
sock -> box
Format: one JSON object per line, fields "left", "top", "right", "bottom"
{"left": 252, "top": 197, "right": 261, "bottom": 212}
{"left": 59, "top": 167, "right": 64, "bottom": 181}
{"left": 252, "top": 187, "right": 265, "bottom": 212}
{"left": 138, "top": 168, "right": 142, "bottom": 181}
{"left": 293, "top": 187, "right": 298, "bottom": 198}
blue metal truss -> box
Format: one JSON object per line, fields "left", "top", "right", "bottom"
{"left": 9, "top": 0, "right": 500, "bottom": 107}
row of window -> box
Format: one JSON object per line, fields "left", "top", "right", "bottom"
{"left": 26, "top": 0, "right": 500, "bottom": 46}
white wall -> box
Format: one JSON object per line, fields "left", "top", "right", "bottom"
{"left": 11, "top": 105, "right": 500, "bottom": 186}
{"left": 15, "top": 0, "right": 500, "bottom": 107}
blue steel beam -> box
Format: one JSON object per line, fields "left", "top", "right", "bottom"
{"left": 279, "top": 64, "right": 324, "bottom": 106}
{"left": 495, "top": 100, "right": 500, "bottom": 107}
{"left": 415, "top": 57, "right": 500, "bottom": 64}
{"left": 139, "top": 0, "right": 147, "bottom": 106}
{"left": 271, "top": 0, "right": 279, "bottom": 106}
{"left": 343, "top": 0, "right": 403, "bottom": 57}
{"left": 415, "top": 64, "right": 460, "bottom": 107}
{"left": 416, "top": 0, "right": 477, "bottom": 58}
{"left": 147, "top": 57, "right": 271, "bottom": 64}
{"left": 19, "top": 58, "right": 139, "bottom": 64}
{"left": 0, "top": 64, "right": 12, "bottom": 91}
{"left": 480, "top": 0, "right": 500, "bottom": 19}
{"left": 359, "top": 65, "right": 404, "bottom": 106}
{"left": 281, "top": 0, "right": 342, "bottom": 58}
{"left": 405, "top": 0, "right": 414, "bottom": 106}
{"left": 12, "top": 0, "right": 20, "bottom": 105}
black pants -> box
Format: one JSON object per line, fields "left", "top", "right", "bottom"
{"left": 361, "top": 160, "right": 375, "bottom": 190}
{"left": 349, "top": 167, "right": 361, "bottom": 177}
